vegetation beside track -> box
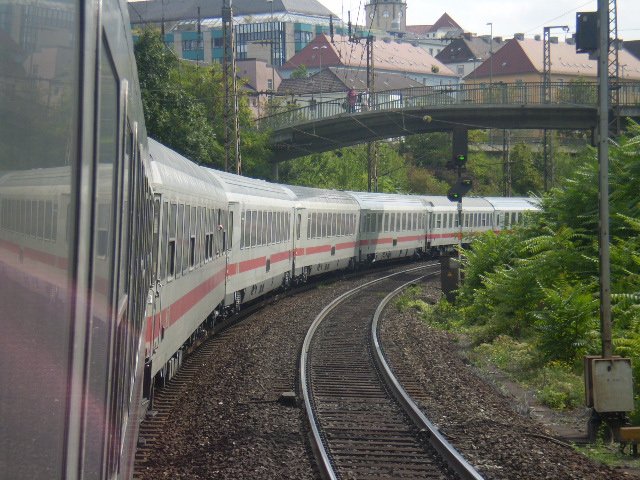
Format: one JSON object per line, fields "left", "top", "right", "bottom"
{"left": 398, "top": 122, "right": 640, "bottom": 424}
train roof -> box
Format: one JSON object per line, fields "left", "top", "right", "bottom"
{"left": 283, "top": 184, "right": 359, "bottom": 209}
{"left": 483, "top": 197, "right": 541, "bottom": 211}
{"left": 147, "top": 138, "right": 226, "bottom": 201}
{"left": 346, "top": 191, "right": 429, "bottom": 210}
{"left": 460, "top": 197, "right": 494, "bottom": 211}
{"left": 205, "top": 169, "right": 295, "bottom": 204}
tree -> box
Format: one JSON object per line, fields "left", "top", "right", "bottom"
{"left": 134, "top": 28, "right": 272, "bottom": 175}
{"left": 290, "top": 64, "right": 309, "bottom": 79}
{"left": 134, "top": 29, "right": 220, "bottom": 166}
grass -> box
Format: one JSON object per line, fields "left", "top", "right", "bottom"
{"left": 574, "top": 441, "right": 640, "bottom": 470}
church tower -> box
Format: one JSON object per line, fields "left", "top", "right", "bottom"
{"left": 365, "top": 1, "right": 407, "bottom": 33}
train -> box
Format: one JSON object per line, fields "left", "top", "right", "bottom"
{"left": 0, "top": 0, "right": 538, "bottom": 478}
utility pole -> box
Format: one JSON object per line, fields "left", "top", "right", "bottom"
{"left": 597, "top": 0, "right": 612, "bottom": 358}
{"left": 542, "top": 25, "right": 569, "bottom": 191}
{"left": 222, "top": 0, "right": 242, "bottom": 174}
{"left": 502, "top": 130, "right": 511, "bottom": 196}
{"left": 349, "top": 22, "right": 376, "bottom": 192}
{"left": 608, "top": 0, "right": 620, "bottom": 134}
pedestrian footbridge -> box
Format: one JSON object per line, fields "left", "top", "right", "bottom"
{"left": 256, "top": 82, "right": 640, "bottom": 161}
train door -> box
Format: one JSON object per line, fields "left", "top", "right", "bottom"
{"left": 293, "top": 207, "right": 305, "bottom": 275}
{"left": 226, "top": 201, "right": 240, "bottom": 284}
{"left": 151, "top": 194, "right": 162, "bottom": 355}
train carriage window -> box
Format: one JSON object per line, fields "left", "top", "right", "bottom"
{"left": 250, "top": 210, "right": 257, "bottom": 247}
{"left": 395, "top": 213, "right": 400, "bottom": 231}
{"left": 310, "top": 213, "right": 315, "bottom": 239}
{"left": 44, "top": 201, "right": 53, "bottom": 240}
{"left": 194, "top": 206, "right": 204, "bottom": 265}
{"left": 168, "top": 203, "right": 177, "bottom": 277}
{"left": 401, "top": 213, "right": 406, "bottom": 231}
{"left": 435, "top": 214, "right": 441, "bottom": 229}
{"left": 297, "top": 213, "right": 302, "bottom": 240}
{"left": 176, "top": 204, "right": 184, "bottom": 277}
{"left": 183, "top": 206, "right": 190, "bottom": 272}
{"left": 266, "top": 212, "right": 272, "bottom": 244}
{"left": 323, "top": 212, "right": 328, "bottom": 238}
{"left": 256, "top": 211, "right": 262, "bottom": 247}
{"left": 189, "top": 207, "right": 196, "bottom": 268}
{"left": 307, "top": 214, "right": 312, "bottom": 239}
{"left": 273, "top": 211, "right": 279, "bottom": 243}
{"left": 216, "top": 208, "right": 227, "bottom": 256}
{"left": 286, "top": 213, "right": 290, "bottom": 242}
{"left": 228, "top": 211, "right": 233, "bottom": 249}
{"left": 241, "top": 211, "right": 247, "bottom": 249}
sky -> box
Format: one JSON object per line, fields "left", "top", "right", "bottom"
{"left": 319, "top": 0, "right": 640, "bottom": 41}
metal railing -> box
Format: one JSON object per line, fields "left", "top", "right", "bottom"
{"left": 256, "top": 81, "right": 640, "bottom": 132}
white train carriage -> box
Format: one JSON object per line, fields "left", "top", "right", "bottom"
{"left": 284, "top": 185, "right": 360, "bottom": 281}
{"left": 348, "top": 192, "right": 429, "bottom": 263}
{"left": 422, "top": 195, "right": 459, "bottom": 254}
{"left": 460, "top": 197, "right": 496, "bottom": 242}
{"left": 206, "top": 170, "right": 296, "bottom": 308}
{"left": 147, "top": 139, "right": 228, "bottom": 384}
{"left": 484, "top": 197, "right": 540, "bottom": 232}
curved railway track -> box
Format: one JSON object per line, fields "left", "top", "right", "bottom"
{"left": 300, "top": 265, "right": 483, "bottom": 480}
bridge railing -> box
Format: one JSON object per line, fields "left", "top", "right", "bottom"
{"left": 256, "top": 81, "right": 640, "bottom": 132}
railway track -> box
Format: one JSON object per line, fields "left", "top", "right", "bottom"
{"left": 133, "top": 262, "right": 417, "bottom": 477}
{"left": 300, "top": 265, "right": 483, "bottom": 480}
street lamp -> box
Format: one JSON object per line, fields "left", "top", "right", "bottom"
{"left": 468, "top": 57, "right": 481, "bottom": 82}
{"left": 313, "top": 45, "right": 328, "bottom": 105}
{"left": 486, "top": 22, "right": 493, "bottom": 86}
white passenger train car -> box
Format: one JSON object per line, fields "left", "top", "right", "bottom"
{"left": 348, "top": 192, "right": 429, "bottom": 263}
{"left": 422, "top": 195, "right": 459, "bottom": 254}
{"left": 147, "top": 139, "right": 228, "bottom": 385}
{"left": 484, "top": 197, "right": 540, "bottom": 232}
{"left": 460, "top": 197, "right": 496, "bottom": 241}
{"left": 207, "top": 170, "right": 296, "bottom": 308}
{"left": 285, "top": 185, "right": 360, "bottom": 281}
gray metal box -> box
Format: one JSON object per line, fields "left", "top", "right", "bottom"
{"left": 592, "top": 358, "right": 634, "bottom": 413}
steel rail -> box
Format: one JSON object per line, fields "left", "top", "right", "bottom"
{"left": 371, "top": 278, "right": 485, "bottom": 480}
{"left": 299, "top": 263, "right": 439, "bottom": 480}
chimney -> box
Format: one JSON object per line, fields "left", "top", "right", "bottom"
{"left": 493, "top": 36, "right": 502, "bottom": 43}
{"left": 514, "top": 33, "right": 524, "bottom": 41}
{"left": 534, "top": 34, "right": 541, "bottom": 41}
{"left": 550, "top": 36, "right": 559, "bottom": 44}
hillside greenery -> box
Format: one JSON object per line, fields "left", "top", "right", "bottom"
{"left": 420, "top": 123, "right": 640, "bottom": 415}
{"left": 134, "top": 28, "right": 272, "bottom": 177}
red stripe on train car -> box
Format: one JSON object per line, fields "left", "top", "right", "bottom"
{"left": 427, "top": 233, "right": 458, "bottom": 239}
{"left": 145, "top": 267, "right": 226, "bottom": 345}
{"left": 239, "top": 256, "right": 267, "bottom": 273}
{"left": 226, "top": 263, "right": 237, "bottom": 276}
{"left": 335, "top": 241, "right": 357, "bottom": 250}
{"left": 294, "top": 248, "right": 305, "bottom": 257}
{"left": 397, "top": 235, "right": 423, "bottom": 242}
{"left": 270, "top": 251, "right": 290, "bottom": 263}
{"left": 305, "top": 245, "right": 332, "bottom": 255}
{"left": 371, "top": 237, "right": 393, "bottom": 245}
{"left": 359, "top": 240, "right": 370, "bottom": 246}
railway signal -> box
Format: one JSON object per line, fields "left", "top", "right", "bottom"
{"left": 448, "top": 128, "right": 472, "bottom": 202}
{"left": 447, "top": 178, "right": 473, "bottom": 202}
